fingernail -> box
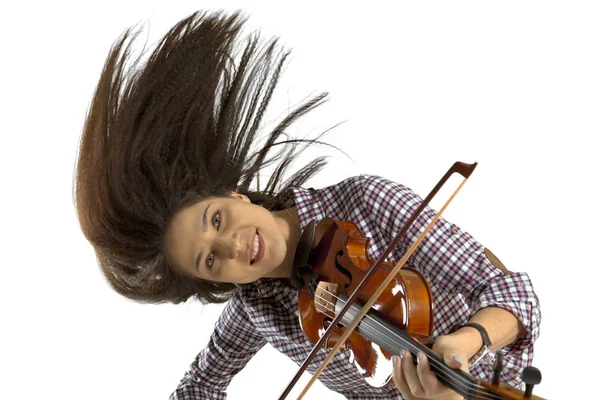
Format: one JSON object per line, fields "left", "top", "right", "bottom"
{"left": 417, "top": 351, "right": 424, "bottom": 364}
{"left": 452, "top": 355, "right": 462, "bottom": 366}
{"left": 393, "top": 355, "right": 399, "bottom": 367}
{"left": 399, "top": 349, "right": 406, "bottom": 359}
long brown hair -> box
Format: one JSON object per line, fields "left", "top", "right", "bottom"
{"left": 74, "top": 11, "right": 330, "bottom": 304}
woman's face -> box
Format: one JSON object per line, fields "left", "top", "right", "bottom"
{"left": 165, "top": 194, "right": 292, "bottom": 284}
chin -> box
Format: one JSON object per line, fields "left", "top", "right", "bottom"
{"left": 265, "top": 263, "right": 285, "bottom": 279}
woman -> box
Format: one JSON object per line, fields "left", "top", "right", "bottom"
{"left": 74, "top": 10, "right": 540, "bottom": 399}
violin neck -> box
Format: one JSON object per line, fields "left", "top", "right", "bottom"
{"left": 335, "top": 295, "right": 481, "bottom": 399}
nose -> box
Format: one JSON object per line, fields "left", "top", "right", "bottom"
{"left": 215, "top": 232, "right": 242, "bottom": 259}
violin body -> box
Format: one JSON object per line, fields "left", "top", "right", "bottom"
{"left": 298, "top": 218, "right": 434, "bottom": 387}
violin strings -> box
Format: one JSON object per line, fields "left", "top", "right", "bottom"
{"left": 311, "top": 290, "right": 500, "bottom": 400}
{"left": 309, "top": 282, "right": 503, "bottom": 400}
{"left": 311, "top": 292, "right": 497, "bottom": 399}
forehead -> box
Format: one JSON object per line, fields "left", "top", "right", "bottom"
{"left": 168, "top": 196, "right": 226, "bottom": 237}
{"left": 172, "top": 195, "right": 227, "bottom": 222}
{"left": 164, "top": 198, "right": 211, "bottom": 271}
{"left": 165, "top": 195, "right": 236, "bottom": 270}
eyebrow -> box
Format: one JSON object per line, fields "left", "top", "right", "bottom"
{"left": 195, "top": 203, "right": 212, "bottom": 273}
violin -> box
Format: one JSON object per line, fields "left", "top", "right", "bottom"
{"left": 282, "top": 162, "right": 545, "bottom": 400}
{"left": 298, "top": 217, "right": 434, "bottom": 387}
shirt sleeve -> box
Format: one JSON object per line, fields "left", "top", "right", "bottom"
{"left": 360, "top": 174, "right": 541, "bottom": 354}
{"left": 169, "top": 293, "right": 267, "bottom": 400}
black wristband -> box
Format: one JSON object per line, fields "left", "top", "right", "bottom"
{"left": 461, "top": 322, "right": 491, "bottom": 348}
{"left": 454, "top": 322, "right": 492, "bottom": 366}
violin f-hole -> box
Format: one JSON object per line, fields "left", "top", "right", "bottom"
{"left": 323, "top": 316, "right": 345, "bottom": 330}
{"left": 322, "top": 318, "right": 346, "bottom": 350}
{"left": 334, "top": 250, "right": 352, "bottom": 288}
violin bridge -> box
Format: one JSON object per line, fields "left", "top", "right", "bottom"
{"left": 314, "top": 281, "right": 338, "bottom": 316}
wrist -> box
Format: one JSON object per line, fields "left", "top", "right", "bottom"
{"left": 460, "top": 322, "right": 492, "bottom": 368}
{"left": 455, "top": 322, "right": 492, "bottom": 368}
{"left": 448, "top": 326, "right": 483, "bottom": 360}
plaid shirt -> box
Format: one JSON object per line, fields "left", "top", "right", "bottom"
{"left": 169, "top": 175, "right": 541, "bottom": 399}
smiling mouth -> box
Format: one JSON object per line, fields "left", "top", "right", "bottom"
{"left": 250, "top": 231, "right": 264, "bottom": 264}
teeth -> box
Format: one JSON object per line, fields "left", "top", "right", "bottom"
{"left": 251, "top": 233, "right": 259, "bottom": 262}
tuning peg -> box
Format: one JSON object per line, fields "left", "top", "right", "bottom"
{"left": 521, "top": 366, "right": 542, "bottom": 398}
{"left": 492, "top": 352, "right": 503, "bottom": 385}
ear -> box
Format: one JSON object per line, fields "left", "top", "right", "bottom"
{"left": 228, "top": 191, "right": 251, "bottom": 203}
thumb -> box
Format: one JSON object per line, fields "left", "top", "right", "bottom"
{"left": 441, "top": 348, "right": 466, "bottom": 370}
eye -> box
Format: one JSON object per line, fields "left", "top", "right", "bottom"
{"left": 212, "top": 211, "right": 221, "bottom": 230}
{"left": 206, "top": 211, "right": 221, "bottom": 270}
{"left": 206, "top": 253, "right": 215, "bottom": 269}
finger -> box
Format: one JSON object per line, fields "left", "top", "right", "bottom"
{"left": 443, "top": 352, "right": 465, "bottom": 371}
{"left": 392, "top": 352, "right": 415, "bottom": 400}
{"left": 416, "top": 352, "right": 441, "bottom": 397}
{"left": 401, "top": 350, "right": 425, "bottom": 398}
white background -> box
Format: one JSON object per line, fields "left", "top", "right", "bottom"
{"left": 1, "top": 1, "right": 598, "bottom": 399}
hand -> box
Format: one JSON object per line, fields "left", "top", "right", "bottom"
{"left": 392, "top": 335, "right": 470, "bottom": 400}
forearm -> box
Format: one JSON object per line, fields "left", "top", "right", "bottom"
{"left": 449, "top": 306, "right": 526, "bottom": 359}
{"left": 456, "top": 247, "right": 527, "bottom": 355}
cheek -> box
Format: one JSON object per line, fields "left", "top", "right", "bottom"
{"left": 268, "top": 233, "right": 287, "bottom": 263}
